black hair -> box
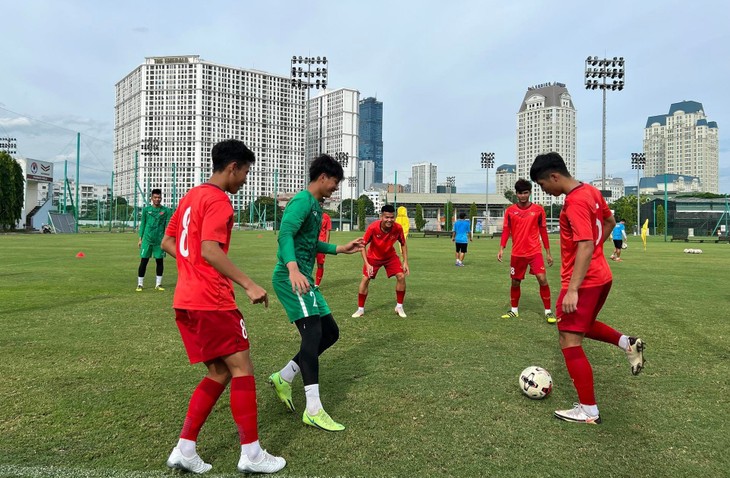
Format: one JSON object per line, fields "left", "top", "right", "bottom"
{"left": 211, "top": 139, "right": 256, "bottom": 172}
{"left": 151, "top": 188, "right": 162, "bottom": 196}
{"left": 514, "top": 179, "right": 532, "bottom": 193}
{"left": 309, "top": 154, "right": 344, "bottom": 182}
{"left": 381, "top": 204, "right": 395, "bottom": 214}
{"left": 459, "top": 212, "right": 466, "bottom": 219}
{"left": 530, "top": 152, "right": 570, "bottom": 182}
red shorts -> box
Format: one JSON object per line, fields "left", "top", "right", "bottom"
{"left": 175, "top": 308, "right": 250, "bottom": 364}
{"left": 510, "top": 254, "right": 545, "bottom": 280}
{"left": 364, "top": 255, "right": 403, "bottom": 279}
{"left": 316, "top": 253, "right": 326, "bottom": 265}
{"left": 555, "top": 282, "right": 612, "bottom": 333}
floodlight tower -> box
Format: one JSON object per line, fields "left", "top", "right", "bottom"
{"left": 334, "top": 152, "right": 349, "bottom": 230}
{"left": 481, "top": 152, "right": 495, "bottom": 229}
{"left": 631, "top": 152, "right": 645, "bottom": 235}
{"left": 291, "top": 55, "right": 328, "bottom": 165}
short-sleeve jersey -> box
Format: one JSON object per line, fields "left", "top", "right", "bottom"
{"left": 165, "top": 184, "right": 236, "bottom": 310}
{"left": 318, "top": 213, "right": 332, "bottom": 241}
{"left": 273, "top": 190, "right": 336, "bottom": 282}
{"left": 501, "top": 203, "right": 546, "bottom": 257}
{"left": 612, "top": 222, "right": 626, "bottom": 240}
{"left": 559, "top": 183, "right": 613, "bottom": 288}
{"left": 453, "top": 219, "right": 471, "bottom": 243}
{"left": 364, "top": 220, "right": 405, "bottom": 262}
{"left": 139, "top": 205, "right": 171, "bottom": 245}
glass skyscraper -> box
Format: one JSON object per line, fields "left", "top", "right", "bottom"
{"left": 358, "top": 97, "right": 383, "bottom": 184}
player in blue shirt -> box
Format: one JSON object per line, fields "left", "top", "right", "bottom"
{"left": 611, "top": 219, "right": 627, "bottom": 262}
{"left": 451, "top": 213, "right": 472, "bottom": 266}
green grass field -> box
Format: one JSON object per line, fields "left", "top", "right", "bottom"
{"left": 1, "top": 231, "right": 728, "bottom": 478}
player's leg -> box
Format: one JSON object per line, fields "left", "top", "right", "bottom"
{"left": 137, "top": 256, "right": 150, "bottom": 291}
{"left": 352, "top": 271, "right": 372, "bottom": 317}
{"left": 155, "top": 256, "right": 165, "bottom": 290}
{"left": 501, "top": 278, "right": 522, "bottom": 318}
{"left": 315, "top": 254, "right": 325, "bottom": 286}
{"left": 454, "top": 243, "right": 460, "bottom": 265}
{"left": 535, "top": 274, "right": 555, "bottom": 324}
{"left": 554, "top": 330, "right": 601, "bottom": 424}
{"left": 394, "top": 272, "right": 407, "bottom": 317}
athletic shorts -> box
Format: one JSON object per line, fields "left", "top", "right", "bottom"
{"left": 364, "top": 255, "right": 403, "bottom": 279}
{"left": 555, "top": 281, "right": 612, "bottom": 333}
{"left": 613, "top": 239, "right": 623, "bottom": 249}
{"left": 175, "top": 308, "right": 250, "bottom": 364}
{"left": 455, "top": 242, "right": 468, "bottom": 253}
{"left": 272, "top": 281, "right": 331, "bottom": 323}
{"left": 140, "top": 241, "right": 165, "bottom": 260}
{"left": 316, "top": 253, "right": 326, "bottom": 265}
{"left": 509, "top": 254, "right": 545, "bottom": 280}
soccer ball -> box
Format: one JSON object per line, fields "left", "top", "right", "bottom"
{"left": 519, "top": 366, "right": 553, "bottom": 399}
{"left": 622, "top": 243, "right": 628, "bottom": 249}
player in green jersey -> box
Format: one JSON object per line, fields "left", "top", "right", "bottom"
{"left": 136, "top": 188, "right": 172, "bottom": 291}
{"left": 269, "top": 154, "right": 364, "bottom": 432}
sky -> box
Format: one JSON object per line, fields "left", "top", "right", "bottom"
{"left": 1, "top": 0, "right": 728, "bottom": 194}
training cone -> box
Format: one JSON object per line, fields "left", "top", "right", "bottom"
{"left": 76, "top": 251, "right": 85, "bottom": 258}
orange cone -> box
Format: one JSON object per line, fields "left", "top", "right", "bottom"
{"left": 76, "top": 251, "right": 85, "bottom": 258}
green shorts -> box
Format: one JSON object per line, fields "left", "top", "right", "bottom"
{"left": 272, "top": 279, "right": 331, "bottom": 323}
{"left": 140, "top": 241, "right": 165, "bottom": 259}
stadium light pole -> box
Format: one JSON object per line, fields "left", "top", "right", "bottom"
{"left": 481, "top": 152, "right": 494, "bottom": 231}
{"left": 631, "top": 152, "right": 645, "bottom": 236}
{"left": 446, "top": 176, "right": 455, "bottom": 230}
{"left": 334, "top": 152, "right": 349, "bottom": 231}
{"left": 348, "top": 176, "right": 357, "bottom": 229}
{"left": 291, "top": 55, "right": 328, "bottom": 168}
{"left": 0, "top": 137, "right": 17, "bottom": 155}
{"left": 585, "top": 55, "right": 625, "bottom": 196}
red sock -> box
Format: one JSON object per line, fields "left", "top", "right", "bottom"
{"left": 230, "top": 376, "right": 259, "bottom": 445}
{"left": 396, "top": 289, "right": 406, "bottom": 305}
{"left": 180, "top": 377, "right": 226, "bottom": 441}
{"left": 358, "top": 293, "right": 367, "bottom": 308}
{"left": 315, "top": 267, "right": 324, "bottom": 286}
{"left": 586, "top": 321, "right": 621, "bottom": 346}
{"left": 561, "top": 346, "right": 596, "bottom": 405}
{"left": 539, "top": 284, "right": 552, "bottom": 309}
{"left": 510, "top": 286, "right": 521, "bottom": 308}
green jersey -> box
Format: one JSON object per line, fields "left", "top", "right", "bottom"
{"left": 139, "top": 205, "right": 171, "bottom": 245}
{"left": 273, "top": 190, "right": 336, "bottom": 281}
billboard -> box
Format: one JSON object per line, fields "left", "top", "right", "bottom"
{"left": 26, "top": 160, "right": 53, "bottom": 182}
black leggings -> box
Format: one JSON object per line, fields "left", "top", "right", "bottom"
{"left": 138, "top": 258, "right": 164, "bottom": 277}
{"left": 292, "top": 314, "right": 339, "bottom": 386}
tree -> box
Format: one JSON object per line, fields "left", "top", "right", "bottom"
{"left": 357, "top": 194, "right": 375, "bottom": 217}
{"left": 444, "top": 201, "right": 454, "bottom": 231}
{"left": 469, "top": 202, "right": 478, "bottom": 222}
{"left": 656, "top": 204, "right": 665, "bottom": 235}
{"left": 340, "top": 199, "right": 357, "bottom": 219}
{"left": 504, "top": 190, "right": 517, "bottom": 204}
{"left": 415, "top": 204, "right": 426, "bottom": 231}
{"left": 0, "top": 153, "right": 25, "bottom": 231}
{"left": 357, "top": 197, "right": 367, "bottom": 231}
{"left": 243, "top": 196, "right": 283, "bottom": 227}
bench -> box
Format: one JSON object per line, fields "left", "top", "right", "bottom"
{"left": 671, "top": 234, "right": 724, "bottom": 243}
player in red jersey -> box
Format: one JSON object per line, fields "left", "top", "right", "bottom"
{"left": 530, "top": 152, "right": 646, "bottom": 425}
{"left": 352, "top": 204, "right": 409, "bottom": 318}
{"left": 497, "top": 179, "right": 555, "bottom": 323}
{"left": 160, "top": 139, "right": 285, "bottom": 474}
{"left": 314, "top": 200, "right": 332, "bottom": 286}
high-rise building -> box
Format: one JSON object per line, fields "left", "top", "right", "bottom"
{"left": 114, "top": 55, "right": 305, "bottom": 210}
{"left": 644, "top": 101, "right": 719, "bottom": 193}
{"left": 516, "top": 82, "right": 576, "bottom": 205}
{"left": 359, "top": 97, "right": 383, "bottom": 183}
{"left": 359, "top": 159, "right": 374, "bottom": 194}
{"left": 410, "top": 162, "right": 437, "bottom": 193}
{"left": 495, "top": 164, "right": 517, "bottom": 196}
{"left": 589, "top": 176, "right": 624, "bottom": 201}
{"left": 307, "top": 88, "right": 360, "bottom": 201}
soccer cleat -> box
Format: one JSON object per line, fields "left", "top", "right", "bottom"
{"left": 166, "top": 447, "right": 212, "bottom": 474}
{"left": 303, "top": 409, "right": 345, "bottom": 432}
{"left": 554, "top": 404, "right": 602, "bottom": 425}
{"left": 500, "top": 311, "right": 518, "bottom": 319}
{"left": 268, "top": 372, "right": 295, "bottom": 412}
{"left": 545, "top": 311, "right": 557, "bottom": 324}
{"left": 395, "top": 306, "right": 407, "bottom": 318}
{"left": 626, "top": 337, "right": 646, "bottom": 375}
{"left": 154, "top": 286, "right": 165, "bottom": 291}
{"left": 135, "top": 285, "right": 143, "bottom": 292}
{"left": 351, "top": 309, "right": 365, "bottom": 318}
{"left": 237, "top": 450, "right": 286, "bottom": 474}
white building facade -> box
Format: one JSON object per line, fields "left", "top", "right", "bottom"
{"left": 410, "top": 162, "right": 437, "bottom": 194}
{"left": 495, "top": 164, "right": 517, "bottom": 196}
{"left": 358, "top": 159, "right": 375, "bottom": 194}
{"left": 589, "top": 176, "right": 624, "bottom": 201}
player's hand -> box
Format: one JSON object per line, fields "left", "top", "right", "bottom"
{"left": 403, "top": 262, "right": 410, "bottom": 276}
{"left": 137, "top": 238, "right": 142, "bottom": 249}
{"left": 245, "top": 282, "right": 269, "bottom": 308}
{"left": 546, "top": 253, "right": 554, "bottom": 267}
{"left": 497, "top": 250, "right": 503, "bottom": 262}
{"left": 365, "top": 263, "right": 374, "bottom": 278}
{"left": 562, "top": 290, "right": 578, "bottom": 314}
{"left": 338, "top": 238, "right": 365, "bottom": 254}
{"left": 289, "top": 269, "right": 311, "bottom": 295}
{"left": 452, "top": 237, "right": 455, "bottom": 242}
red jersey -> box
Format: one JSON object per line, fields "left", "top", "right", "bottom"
{"left": 318, "top": 212, "right": 332, "bottom": 242}
{"left": 363, "top": 220, "right": 405, "bottom": 261}
{"left": 165, "top": 184, "right": 237, "bottom": 310}
{"left": 559, "top": 183, "right": 613, "bottom": 288}
{"left": 500, "top": 203, "right": 548, "bottom": 257}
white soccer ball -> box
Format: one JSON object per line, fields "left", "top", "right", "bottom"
{"left": 519, "top": 366, "right": 553, "bottom": 400}
{"left": 622, "top": 243, "right": 628, "bottom": 249}
{"left": 683, "top": 249, "right": 690, "bottom": 253}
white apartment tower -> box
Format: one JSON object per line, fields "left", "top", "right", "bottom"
{"left": 307, "top": 88, "right": 360, "bottom": 201}
{"left": 410, "top": 162, "right": 437, "bottom": 193}
{"left": 495, "top": 164, "right": 517, "bottom": 196}
{"left": 643, "top": 101, "right": 719, "bottom": 193}
{"left": 516, "top": 82, "right": 576, "bottom": 205}
{"left": 114, "top": 55, "right": 306, "bottom": 210}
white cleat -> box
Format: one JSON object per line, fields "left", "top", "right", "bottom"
{"left": 237, "top": 450, "right": 287, "bottom": 474}
{"left": 626, "top": 337, "right": 646, "bottom": 375}
{"left": 351, "top": 309, "right": 365, "bottom": 318}
{"left": 394, "top": 306, "right": 407, "bottom": 318}
{"left": 166, "top": 447, "right": 212, "bottom": 474}
{"left": 554, "top": 403, "right": 602, "bottom": 425}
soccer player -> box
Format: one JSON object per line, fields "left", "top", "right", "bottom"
{"left": 160, "top": 139, "right": 286, "bottom": 474}
{"left": 610, "top": 219, "right": 627, "bottom": 261}
{"left": 530, "top": 152, "right": 646, "bottom": 425}
{"left": 136, "top": 188, "right": 171, "bottom": 291}
{"left": 268, "top": 154, "right": 364, "bottom": 432}
{"left": 351, "top": 204, "right": 409, "bottom": 318}
{"left": 451, "top": 212, "right": 472, "bottom": 266}
{"left": 314, "top": 200, "right": 332, "bottom": 286}
{"left": 497, "top": 179, "right": 556, "bottom": 323}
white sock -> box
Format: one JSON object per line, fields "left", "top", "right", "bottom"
{"left": 137, "top": 277, "right": 144, "bottom": 287}
{"left": 279, "top": 360, "right": 300, "bottom": 383}
{"left": 511, "top": 307, "right": 519, "bottom": 314}
{"left": 356, "top": 307, "right": 365, "bottom": 313}
{"left": 618, "top": 335, "right": 630, "bottom": 351}
{"left": 396, "top": 303, "right": 403, "bottom": 309}
{"left": 177, "top": 438, "right": 196, "bottom": 458}
{"left": 581, "top": 404, "right": 599, "bottom": 416}
{"left": 304, "top": 384, "right": 323, "bottom": 415}
{"left": 545, "top": 309, "right": 552, "bottom": 315}
{"left": 241, "top": 440, "right": 263, "bottom": 463}
{"left": 156, "top": 275, "right": 163, "bottom": 287}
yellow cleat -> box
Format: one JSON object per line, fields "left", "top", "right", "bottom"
{"left": 303, "top": 408, "right": 345, "bottom": 432}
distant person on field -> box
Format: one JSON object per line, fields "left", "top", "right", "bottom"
{"left": 530, "top": 151, "right": 646, "bottom": 426}
{"left": 395, "top": 206, "right": 411, "bottom": 238}
{"left": 314, "top": 200, "right": 332, "bottom": 286}
{"left": 352, "top": 204, "right": 410, "bottom": 318}
{"left": 160, "top": 139, "right": 286, "bottom": 474}
{"left": 136, "top": 188, "right": 171, "bottom": 291}
{"left": 610, "top": 219, "right": 627, "bottom": 261}
{"left": 451, "top": 212, "right": 472, "bottom": 266}
{"left": 497, "top": 179, "right": 555, "bottom": 323}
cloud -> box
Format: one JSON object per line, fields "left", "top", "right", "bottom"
{"left": 0, "top": 117, "right": 32, "bottom": 127}
{"left": 132, "top": 26, "right": 148, "bottom": 33}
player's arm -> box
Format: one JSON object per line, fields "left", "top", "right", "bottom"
{"left": 602, "top": 215, "right": 616, "bottom": 244}
{"left": 562, "top": 240, "right": 593, "bottom": 313}
{"left": 278, "top": 196, "right": 315, "bottom": 294}
{"left": 137, "top": 207, "right": 146, "bottom": 247}
{"left": 497, "top": 217, "right": 511, "bottom": 262}
{"left": 160, "top": 209, "right": 179, "bottom": 258}
{"left": 538, "top": 213, "right": 553, "bottom": 266}
{"left": 400, "top": 239, "right": 409, "bottom": 276}
{"left": 202, "top": 240, "right": 268, "bottom": 306}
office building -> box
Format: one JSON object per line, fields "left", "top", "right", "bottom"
{"left": 410, "top": 162, "right": 437, "bottom": 194}
{"left": 359, "top": 97, "right": 383, "bottom": 183}
{"left": 495, "top": 164, "right": 517, "bottom": 196}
